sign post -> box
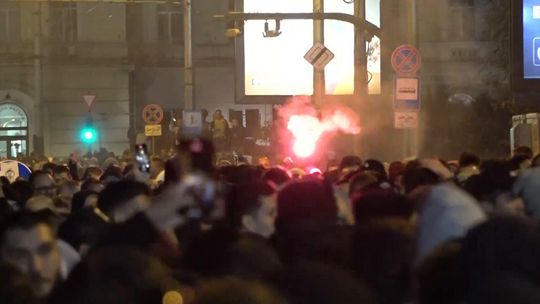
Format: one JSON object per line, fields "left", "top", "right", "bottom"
{"left": 143, "top": 104, "right": 164, "bottom": 154}
{"left": 391, "top": 44, "right": 422, "bottom": 157}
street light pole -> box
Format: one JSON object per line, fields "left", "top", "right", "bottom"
{"left": 354, "top": 0, "right": 368, "bottom": 157}
{"left": 184, "top": 0, "right": 194, "bottom": 111}
{"left": 313, "top": 0, "right": 325, "bottom": 107}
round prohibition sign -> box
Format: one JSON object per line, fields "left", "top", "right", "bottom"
{"left": 391, "top": 45, "right": 422, "bottom": 75}
{"left": 142, "top": 104, "right": 164, "bottom": 124}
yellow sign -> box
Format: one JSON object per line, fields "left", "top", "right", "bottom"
{"left": 145, "top": 124, "right": 162, "bottom": 137}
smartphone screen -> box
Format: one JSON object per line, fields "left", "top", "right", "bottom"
{"left": 135, "top": 144, "right": 151, "bottom": 173}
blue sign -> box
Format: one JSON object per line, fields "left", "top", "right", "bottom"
{"left": 393, "top": 76, "right": 421, "bottom": 111}
{"left": 0, "top": 160, "right": 31, "bottom": 183}
{"left": 523, "top": 0, "right": 540, "bottom": 78}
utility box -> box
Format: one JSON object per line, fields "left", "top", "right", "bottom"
{"left": 510, "top": 113, "right": 540, "bottom": 155}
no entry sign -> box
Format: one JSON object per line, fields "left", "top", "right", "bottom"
{"left": 391, "top": 45, "right": 422, "bottom": 75}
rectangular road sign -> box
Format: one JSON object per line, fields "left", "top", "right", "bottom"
{"left": 145, "top": 124, "right": 162, "bottom": 137}
{"left": 394, "top": 112, "right": 418, "bottom": 129}
{"left": 304, "top": 42, "right": 335, "bottom": 70}
{"left": 183, "top": 110, "right": 203, "bottom": 136}
{"left": 394, "top": 76, "right": 420, "bottom": 111}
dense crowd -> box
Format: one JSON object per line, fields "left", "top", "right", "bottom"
{"left": 1, "top": 139, "right": 540, "bottom": 304}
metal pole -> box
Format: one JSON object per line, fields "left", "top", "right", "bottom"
{"left": 354, "top": 0, "right": 367, "bottom": 157}
{"left": 313, "top": 0, "right": 325, "bottom": 107}
{"left": 408, "top": 0, "right": 418, "bottom": 158}
{"left": 184, "top": 0, "right": 194, "bottom": 110}
{"left": 33, "top": 2, "right": 43, "bottom": 155}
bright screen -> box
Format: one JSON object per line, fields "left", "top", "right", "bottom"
{"left": 243, "top": 0, "right": 380, "bottom": 95}
{"left": 523, "top": 0, "right": 540, "bottom": 79}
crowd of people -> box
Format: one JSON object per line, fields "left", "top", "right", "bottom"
{"left": 1, "top": 139, "right": 540, "bottom": 304}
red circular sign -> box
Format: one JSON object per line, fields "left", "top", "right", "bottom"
{"left": 391, "top": 45, "right": 422, "bottom": 75}
{"left": 142, "top": 104, "right": 164, "bottom": 124}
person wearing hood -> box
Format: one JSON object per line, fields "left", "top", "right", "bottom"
{"left": 513, "top": 166, "right": 540, "bottom": 220}
{"left": 416, "top": 183, "right": 486, "bottom": 261}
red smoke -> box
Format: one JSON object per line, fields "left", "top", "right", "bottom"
{"left": 279, "top": 97, "right": 360, "bottom": 158}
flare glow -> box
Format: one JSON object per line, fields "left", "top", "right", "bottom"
{"left": 283, "top": 99, "right": 360, "bottom": 158}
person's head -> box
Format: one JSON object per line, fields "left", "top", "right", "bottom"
{"left": 459, "top": 216, "right": 540, "bottom": 289}
{"left": 0, "top": 210, "right": 61, "bottom": 298}
{"left": 182, "top": 228, "right": 282, "bottom": 279}
{"left": 352, "top": 219, "right": 416, "bottom": 304}
{"left": 276, "top": 261, "right": 374, "bottom": 304}
{"left": 10, "top": 180, "right": 34, "bottom": 209}
{"left": 509, "top": 154, "right": 532, "bottom": 173}
{"left": 80, "top": 177, "right": 104, "bottom": 193}
{"left": 56, "top": 180, "right": 81, "bottom": 216}
{"left": 0, "top": 261, "right": 39, "bottom": 304}
{"left": 97, "top": 180, "right": 151, "bottom": 223}
{"left": 349, "top": 171, "right": 378, "bottom": 198}
{"left": 362, "top": 159, "right": 388, "bottom": 180}
{"left": 401, "top": 161, "right": 441, "bottom": 194}
{"left": 71, "top": 190, "right": 99, "bottom": 214}
{"left": 41, "top": 163, "right": 56, "bottom": 175}
{"left": 226, "top": 182, "right": 276, "bottom": 238}
{"left": 196, "top": 277, "right": 284, "bottom": 304}
{"left": 513, "top": 146, "right": 533, "bottom": 159}
{"left": 30, "top": 171, "right": 57, "bottom": 198}
{"left": 466, "top": 272, "right": 540, "bottom": 304}
{"left": 352, "top": 188, "right": 414, "bottom": 223}
{"left": 58, "top": 207, "right": 109, "bottom": 255}
{"left": 388, "top": 161, "right": 406, "bottom": 185}
{"left": 417, "top": 183, "right": 486, "bottom": 260}
{"left": 82, "top": 166, "right": 103, "bottom": 181}
{"left": 52, "top": 165, "right": 71, "bottom": 184}
{"left": 417, "top": 240, "right": 465, "bottom": 304}
{"left": 263, "top": 167, "right": 291, "bottom": 187}
{"left": 214, "top": 110, "right": 223, "bottom": 120}
{"left": 339, "top": 155, "right": 362, "bottom": 175}
{"left": 276, "top": 178, "right": 337, "bottom": 230}
{"left": 459, "top": 152, "right": 480, "bottom": 168}
{"left": 100, "top": 164, "right": 123, "bottom": 185}
{"left": 48, "top": 246, "right": 173, "bottom": 304}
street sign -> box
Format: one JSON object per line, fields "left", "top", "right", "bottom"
{"left": 394, "top": 76, "right": 421, "bottom": 111}
{"left": 83, "top": 94, "right": 96, "bottom": 108}
{"left": 183, "top": 110, "right": 203, "bottom": 136}
{"left": 391, "top": 45, "right": 422, "bottom": 75}
{"left": 0, "top": 160, "right": 31, "bottom": 183}
{"left": 394, "top": 112, "right": 418, "bottom": 129}
{"left": 142, "top": 104, "right": 164, "bottom": 124}
{"left": 145, "top": 124, "right": 162, "bottom": 137}
{"left": 304, "top": 42, "right": 335, "bottom": 70}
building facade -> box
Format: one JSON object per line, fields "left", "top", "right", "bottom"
{"left": 0, "top": 0, "right": 270, "bottom": 158}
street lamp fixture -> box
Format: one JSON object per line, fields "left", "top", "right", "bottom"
{"left": 263, "top": 19, "right": 281, "bottom": 38}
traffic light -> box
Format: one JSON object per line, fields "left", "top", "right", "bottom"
{"left": 80, "top": 118, "right": 97, "bottom": 144}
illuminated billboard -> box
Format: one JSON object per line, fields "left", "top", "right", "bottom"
{"left": 523, "top": 0, "right": 540, "bottom": 79}
{"left": 242, "top": 0, "right": 380, "bottom": 98}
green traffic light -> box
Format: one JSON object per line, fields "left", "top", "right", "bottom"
{"left": 80, "top": 127, "right": 97, "bottom": 143}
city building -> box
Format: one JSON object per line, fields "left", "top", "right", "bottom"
{"left": 0, "top": 0, "right": 268, "bottom": 158}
